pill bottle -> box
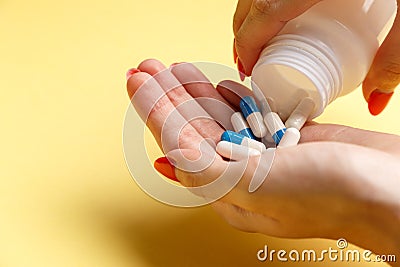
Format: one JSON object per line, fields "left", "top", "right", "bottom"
{"left": 251, "top": 0, "right": 397, "bottom": 120}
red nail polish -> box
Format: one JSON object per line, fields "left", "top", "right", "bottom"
{"left": 154, "top": 157, "right": 179, "bottom": 182}
{"left": 368, "top": 90, "right": 394, "bottom": 116}
{"left": 233, "top": 39, "right": 238, "bottom": 64}
{"left": 237, "top": 59, "right": 246, "bottom": 81}
{"left": 170, "top": 62, "right": 181, "bottom": 67}
{"left": 126, "top": 68, "right": 140, "bottom": 80}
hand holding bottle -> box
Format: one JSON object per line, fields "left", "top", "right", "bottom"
{"left": 233, "top": 0, "right": 400, "bottom": 115}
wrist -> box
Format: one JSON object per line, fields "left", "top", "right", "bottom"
{"left": 342, "top": 201, "right": 400, "bottom": 267}
{"left": 350, "top": 200, "right": 400, "bottom": 256}
{"left": 335, "top": 149, "right": 400, "bottom": 258}
{"left": 345, "top": 165, "right": 400, "bottom": 260}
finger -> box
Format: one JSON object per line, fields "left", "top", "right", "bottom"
{"left": 363, "top": 8, "right": 400, "bottom": 115}
{"left": 235, "top": 0, "right": 322, "bottom": 75}
{"left": 127, "top": 70, "right": 213, "bottom": 154}
{"left": 300, "top": 123, "right": 400, "bottom": 156}
{"left": 170, "top": 145, "right": 272, "bottom": 205}
{"left": 233, "top": 0, "right": 253, "bottom": 34}
{"left": 126, "top": 71, "right": 170, "bottom": 139}
{"left": 170, "top": 63, "right": 235, "bottom": 130}
{"left": 139, "top": 59, "right": 224, "bottom": 145}
{"left": 216, "top": 80, "right": 253, "bottom": 109}
{"left": 167, "top": 148, "right": 249, "bottom": 202}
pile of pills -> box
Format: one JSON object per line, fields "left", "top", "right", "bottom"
{"left": 216, "top": 96, "right": 315, "bottom": 160}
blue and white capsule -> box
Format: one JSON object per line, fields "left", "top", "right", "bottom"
{"left": 221, "top": 130, "right": 266, "bottom": 153}
{"left": 231, "top": 112, "right": 256, "bottom": 140}
{"left": 240, "top": 96, "right": 268, "bottom": 138}
{"left": 264, "top": 112, "right": 287, "bottom": 145}
{"left": 278, "top": 127, "right": 301, "bottom": 148}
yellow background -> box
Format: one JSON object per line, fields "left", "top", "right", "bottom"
{"left": 0, "top": 0, "right": 398, "bottom": 266}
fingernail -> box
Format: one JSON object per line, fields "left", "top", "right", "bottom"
{"left": 154, "top": 157, "right": 179, "bottom": 182}
{"left": 233, "top": 39, "right": 238, "bottom": 64}
{"left": 170, "top": 62, "right": 181, "bottom": 67}
{"left": 126, "top": 68, "right": 140, "bottom": 80}
{"left": 237, "top": 58, "right": 246, "bottom": 81}
{"left": 368, "top": 90, "right": 394, "bottom": 116}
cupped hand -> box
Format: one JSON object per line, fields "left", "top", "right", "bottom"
{"left": 233, "top": 0, "right": 400, "bottom": 115}
{"left": 126, "top": 59, "right": 400, "bottom": 261}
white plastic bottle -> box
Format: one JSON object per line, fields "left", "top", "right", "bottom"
{"left": 251, "top": 0, "right": 397, "bottom": 121}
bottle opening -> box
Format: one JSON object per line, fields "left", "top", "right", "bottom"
{"left": 252, "top": 63, "right": 325, "bottom": 120}
{"left": 251, "top": 34, "right": 342, "bottom": 121}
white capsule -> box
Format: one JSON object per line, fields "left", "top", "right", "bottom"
{"left": 216, "top": 141, "right": 261, "bottom": 161}
{"left": 278, "top": 128, "right": 301, "bottom": 148}
{"left": 264, "top": 112, "right": 286, "bottom": 145}
{"left": 285, "top": 97, "right": 315, "bottom": 130}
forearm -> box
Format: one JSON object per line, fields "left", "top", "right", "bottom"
{"left": 341, "top": 152, "right": 400, "bottom": 265}
{"left": 347, "top": 203, "right": 400, "bottom": 266}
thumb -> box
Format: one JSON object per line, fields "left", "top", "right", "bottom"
{"left": 363, "top": 6, "right": 400, "bottom": 116}
{"left": 234, "top": 0, "right": 322, "bottom": 75}
{"left": 166, "top": 148, "right": 247, "bottom": 201}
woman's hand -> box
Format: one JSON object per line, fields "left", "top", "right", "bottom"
{"left": 126, "top": 59, "right": 400, "bottom": 264}
{"left": 233, "top": 0, "right": 400, "bottom": 115}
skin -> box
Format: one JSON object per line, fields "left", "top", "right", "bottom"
{"left": 127, "top": 59, "right": 400, "bottom": 265}
{"left": 233, "top": 0, "right": 400, "bottom": 100}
